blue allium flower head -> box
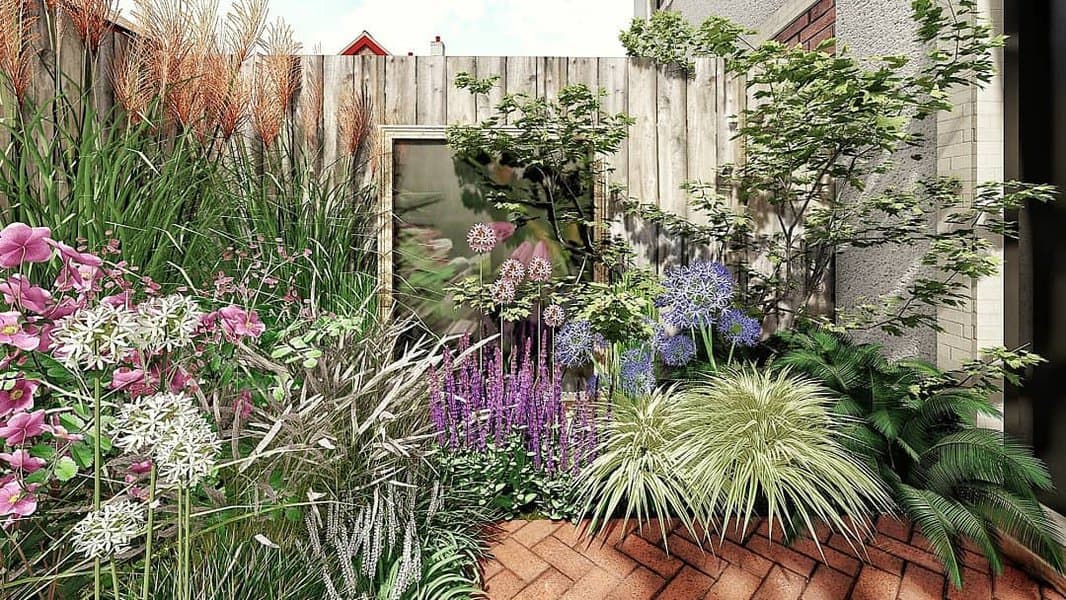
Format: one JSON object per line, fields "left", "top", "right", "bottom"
{"left": 620, "top": 348, "right": 655, "bottom": 397}
{"left": 656, "top": 260, "right": 735, "bottom": 329}
{"left": 554, "top": 319, "right": 605, "bottom": 368}
{"left": 657, "top": 332, "right": 697, "bottom": 366}
{"left": 717, "top": 308, "right": 761, "bottom": 347}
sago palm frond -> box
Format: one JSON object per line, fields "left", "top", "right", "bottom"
{"left": 777, "top": 328, "right": 1065, "bottom": 586}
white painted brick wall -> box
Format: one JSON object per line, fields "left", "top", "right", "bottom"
{"left": 935, "top": 0, "right": 1004, "bottom": 428}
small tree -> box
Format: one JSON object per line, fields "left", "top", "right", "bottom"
{"left": 620, "top": 1, "right": 1054, "bottom": 336}
{"left": 446, "top": 76, "right": 636, "bottom": 279}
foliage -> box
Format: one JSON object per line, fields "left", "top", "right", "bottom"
{"left": 673, "top": 367, "right": 892, "bottom": 548}
{"left": 302, "top": 485, "right": 487, "bottom": 600}
{"left": 447, "top": 76, "right": 635, "bottom": 275}
{"left": 428, "top": 336, "right": 597, "bottom": 520}
{"left": 435, "top": 437, "right": 582, "bottom": 521}
{"left": 574, "top": 269, "right": 659, "bottom": 345}
{"left": 776, "top": 328, "right": 1064, "bottom": 586}
{"left": 0, "top": 0, "right": 378, "bottom": 315}
{"left": 619, "top": 2, "right": 1053, "bottom": 337}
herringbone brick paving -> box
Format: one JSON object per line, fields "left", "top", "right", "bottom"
{"left": 480, "top": 516, "right": 1063, "bottom": 599}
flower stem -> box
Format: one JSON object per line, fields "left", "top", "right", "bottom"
{"left": 140, "top": 465, "right": 156, "bottom": 600}
{"left": 183, "top": 488, "right": 191, "bottom": 600}
{"left": 109, "top": 560, "right": 119, "bottom": 600}
{"left": 700, "top": 326, "right": 717, "bottom": 371}
{"left": 92, "top": 376, "right": 102, "bottom": 600}
{"left": 175, "top": 490, "right": 183, "bottom": 600}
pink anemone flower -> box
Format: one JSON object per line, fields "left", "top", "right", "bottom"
{"left": 219, "top": 305, "right": 266, "bottom": 340}
{"left": 0, "top": 312, "right": 38, "bottom": 351}
{"left": 0, "top": 410, "right": 48, "bottom": 445}
{"left": 0, "top": 224, "right": 53, "bottom": 268}
{"left": 0, "top": 275, "right": 52, "bottom": 314}
{"left": 0, "top": 479, "right": 37, "bottom": 517}
{"left": 0, "top": 449, "right": 45, "bottom": 473}
{"left": 0, "top": 377, "right": 37, "bottom": 415}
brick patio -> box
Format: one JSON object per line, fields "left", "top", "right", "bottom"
{"left": 480, "top": 517, "right": 1064, "bottom": 599}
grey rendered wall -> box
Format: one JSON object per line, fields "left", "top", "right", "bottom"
{"left": 833, "top": 0, "right": 937, "bottom": 360}
{"left": 666, "top": 0, "right": 791, "bottom": 28}
{"left": 666, "top": 0, "right": 938, "bottom": 359}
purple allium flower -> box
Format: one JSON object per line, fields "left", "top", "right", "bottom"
{"left": 554, "top": 319, "right": 604, "bottom": 368}
{"left": 657, "top": 333, "right": 696, "bottom": 366}
{"left": 499, "top": 258, "right": 526, "bottom": 281}
{"left": 527, "top": 241, "right": 553, "bottom": 282}
{"left": 717, "top": 308, "right": 761, "bottom": 347}
{"left": 656, "top": 260, "right": 735, "bottom": 329}
{"left": 543, "top": 304, "right": 566, "bottom": 328}
{"left": 619, "top": 348, "right": 655, "bottom": 397}
{"left": 466, "top": 223, "right": 498, "bottom": 254}
{"left": 490, "top": 278, "right": 516, "bottom": 305}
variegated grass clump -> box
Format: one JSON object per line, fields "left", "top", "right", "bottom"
{"left": 579, "top": 367, "right": 893, "bottom": 554}
{"left": 673, "top": 367, "right": 893, "bottom": 549}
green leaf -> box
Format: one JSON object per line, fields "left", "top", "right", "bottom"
{"left": 70, "top": 442, "right": 93, "bottom": 468}
{"left": 28, "top": 444, "right": 55, "bottom": 460}
{"left": 54, "top": 456, "right": 78, "bottom": 482}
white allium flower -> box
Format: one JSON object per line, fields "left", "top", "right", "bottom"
{"left": 113, "top": 392, "right": 220, "bottom": 488}
{"left": 51, "top": 303, "right": 138, "bottom": 370}
{"left": 113, "top": 392, "right": 203, "bottom": 453}
{"left": 133, "top": 294, "right": 203, "bottom": 352}
{"left": 71, "top": 499, "right": 146, "bottom": 560}
{"left": 154, "top": 414, "right": 220, "bottom": 487}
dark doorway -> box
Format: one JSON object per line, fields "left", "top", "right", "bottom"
{"left": 1004, "top": 0, "right": 1066, "bottom": 512}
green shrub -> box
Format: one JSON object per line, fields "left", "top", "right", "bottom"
{"left": 778, "top": 328, "right": 1064, "bottom": 586}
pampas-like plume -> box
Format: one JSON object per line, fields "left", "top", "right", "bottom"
{"left": 110, "top": 38, "right": 153, "bottom": 121}
{"left": 59, "top": 0, "right": 115, "bottom": 54}
{"left": 223, "top": 0, "right": 267, "bottom": 68}
{"left": 338, "top": 87, "right": 373, "bottom": 158}
{"left": 251, "top": 18, "right": 300, "bottom": 148}
{"left": 0, "top": 0, "right": 38, "bottom": 101}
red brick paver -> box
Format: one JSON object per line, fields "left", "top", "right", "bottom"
{"left": 481, "top": 519, "right": 1063, "bottom": 599}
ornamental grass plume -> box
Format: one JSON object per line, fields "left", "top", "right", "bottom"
{"left": 0, "top": 0, "right": 37, "bottom": 101}
{"left": 59, "top": 0, "right": 116, "bottom": 53}
{"left": 338, "top": 87, "right": 373, "bottom": 157}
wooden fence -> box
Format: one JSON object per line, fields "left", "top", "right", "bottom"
{"left": 303, "top": 54, "right": 744, "bottom": 267}
{"left": 12, "top": 14, "right": 746, "bottom": 269}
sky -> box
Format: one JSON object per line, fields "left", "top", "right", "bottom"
{"left": 118, "top": 0, "right": 634, "bottom": 56}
